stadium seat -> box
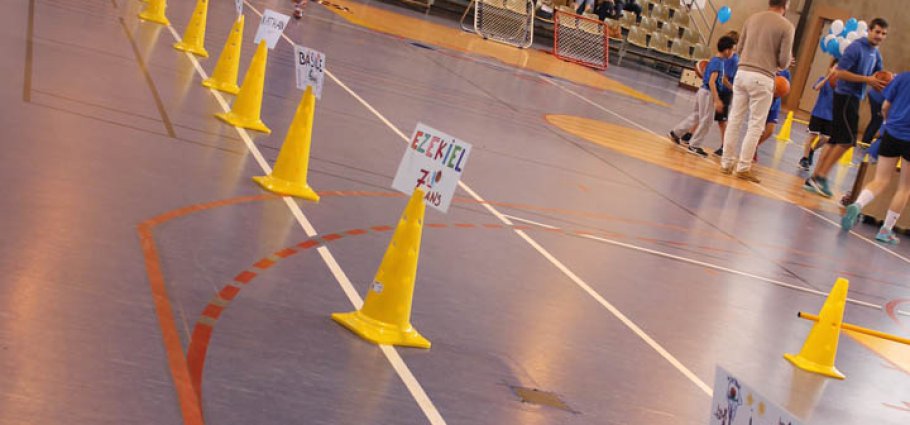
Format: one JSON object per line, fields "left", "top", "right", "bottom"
{"left": 682, "top": 27, "right": 701, "bottom": 44}
{"left": 692, "top": 42, "right": 711, "bottom": 60}
{"left": 661, "top": 22, "right": 680, "bottom": 39}
{"left": 672, "top": 9, "right": 690, "bottom": 28}
{"left": 580, "top": 13, "right": 604, "bottom": 34}
{"left": 639, "top": 16, "right": 658, "bottom": 33}
{"left": 627, "top": 25, "right": 649, "bottom": 48}
{"left": 648, "top": 32, "right": 671, "bottom": 53}
{"left": 650, "top": 4, "right": 670, "bottom": 22}
{"left": 619, "top": 10, "right": 637, "bottom": 29}
{"left": 670, "top": 38, "right": 693, "bottom": 60}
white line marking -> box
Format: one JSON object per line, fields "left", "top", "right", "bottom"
{"left": 167, "top": 10, "right": 447, "bottom": 423}
{"left": 513, "top": 229, "right": 714, "bottom": 395}
{"left": 541, "top": 76, "right": 910, "bottom": 267}
{"left": 501, "top": 214, "right": 558, "bottom": 229}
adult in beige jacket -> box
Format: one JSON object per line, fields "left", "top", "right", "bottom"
{"left": 720, "top": 0, "right": 794, "bottom": 183}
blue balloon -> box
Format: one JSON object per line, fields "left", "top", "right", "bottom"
{"left": 845, "top": 18, "right": 858, "bottom": 32}
{"left": 820, "top": 37, "right": 828, "bottom": 53}
{"left": 827, "top": 38, "right": 839, "bottom": 56}
{"left": 718, "top": 6, "right": 732, "bottom": 24}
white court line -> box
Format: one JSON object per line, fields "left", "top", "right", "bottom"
{"left": 501, "top": 214, "right": 558, "bottom": 229}
{"left": 541, "top": 76, "right": 910, "bottom": 267}
{"left": 165, "top": 11, "right": 447, "bottom": 424}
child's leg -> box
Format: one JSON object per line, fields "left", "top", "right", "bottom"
{"left": 803, "top": 135, "right": 819, "bottom": 158}
{"left": 884, "top": 159, "right": 910, "bottom": 228}
{"left": 758, "top": 122, "right": 775, "bottom": 147}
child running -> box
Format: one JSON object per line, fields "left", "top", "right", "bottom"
{"left": 799, "top": 60, "right": 838, "bottom": 170}
{"left": 841, "top": 72, "right": 907, "bottom": 244}
{"left": 669, "top": 36, "right": 737, "bottom": 157}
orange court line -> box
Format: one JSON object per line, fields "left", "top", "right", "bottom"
{"left": 320, "top": 0, "right": 668, "bottom": 107}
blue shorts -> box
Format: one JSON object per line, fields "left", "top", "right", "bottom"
{"left": 766, "top": 108, "right": 780, "bottom": 124}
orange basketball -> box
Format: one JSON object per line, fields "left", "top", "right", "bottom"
{"left": 774, "top": 76, "right": 790, "bottom": 98}
{"left": 874, "top": 70, "right": 894, "bottom": 91}
{"left": 696, "top": 60, "right": 709, "bottom": 78}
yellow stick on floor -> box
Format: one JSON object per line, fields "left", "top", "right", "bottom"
{"left": 798, "top": 312, "right": 910, "bottom": 345}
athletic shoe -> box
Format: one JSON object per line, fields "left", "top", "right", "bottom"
{"left": 713, "top": 148, "right": 723, "bottom": 156}
{"left": 841, "top": 203, "right": 861, "bottom": 231}
{"left": 688, "top": 146, "right": 708, "bottom": 158}
{"left": 720, "top": 165, "right": 733, "bottom": 175}
{"left": 798, "top": 157, "right": 810, "bottom": 170}
{"left": 669, "top": 131, "right": 682, "bottom": 144}
{"left": 681, "top": 133, "right": 692, "bottom": 143}
{"left": 875, "top": 230, "right": 900, "bottom": 245}
{"left": 804, "top": 176, "right": 833, "bottom": 198}
{"left": 734, "top": 170, "right": 761, "bottom": 183}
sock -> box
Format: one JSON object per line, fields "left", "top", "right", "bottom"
{"left": 855, "top": 189, "right": 875, "bottom": 208}
{"left": 882, "top": 210, "right": 900, "bottom": 233}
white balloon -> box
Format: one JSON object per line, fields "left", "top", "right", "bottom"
{"left": 857, "top": 20, "right": 868, "bottom": 33}
{"left": 831, "top": 19, "right": 844, "bottom": 35}
{"left": 824, "top": 34, "right": 836, "bottom": 44}
{"left": 846, "top": 31, "right": 860, "bottom": 41}
{"left": 840, "top": 39, "right": 852, "bottom": 54}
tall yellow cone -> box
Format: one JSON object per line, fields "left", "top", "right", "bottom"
{"left": 173, "top": 0, "right": 209, "bottom": 57}
{"left": 839, "top": 147, "right": 854, "bottom": 166}
{"left": 784, "top": 278, "right": 849, "bottom": 379}
{"left": 775, "top": 111, "right": 794, "bottom": 143}
{"left": 202, "top": 15, "right": 244, "bottom": 94}
{"left": 138, "top": 0, "right": 169, "bottom": 25}
{"left": 215, "top": 40, "right": 270, "bottom": 134}
{"left": 332, "top": 189, "right": 430, "bottom": 349}
{"left": 252, "top": 87, "right": 320, "bottom": 201}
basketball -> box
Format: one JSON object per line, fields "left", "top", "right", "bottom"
{"left": 696, "top": 60, "right": 708, "bottom": 78}
{"left": 774, "top": 76, "right": 790, "bottom": 98}
{"left": 874, "top": 70, "right": 894, "bottom": 91}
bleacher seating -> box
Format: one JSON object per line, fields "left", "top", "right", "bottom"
{"left": 692, "top": 42, "right": 711, "bottom": 60}
{"left": 639, "top": 15, "right": 658, "bottom": 33}
{"left": 671, "top": 9, "right": 690, "bottom": 28}
{"left": 670, "top": 38, "right": 692, "bottom": 60}
{"left": 619, "top": 10, "right": 637, "bottom": 29}
{"left": 650, "top": 3, "right": 670, "bottom": 22}
{"left": 648, "top": 32, "right": 671, "bottom": 54}
{"left": 660, "top": 22, "right": 680, "bottom": 39}
{"left": 627, "top": 25, "right": 649, "bottom": 48}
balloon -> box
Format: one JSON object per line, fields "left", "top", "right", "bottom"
{"left": 845, "top": 18, "right": 858, "bottom": 32}
{"left": 840, "top": 39, "right": 851, "bottom": 55}
{"left": 824, "top": 34, "right": 836, "bottom": 45}
{"left": 826, "top": 38, "right": 839, "bottom": 56}
{"left": 846, "top": 31, "right": 859, "bottom": 41}
{"left": 830, "top": 19, "right": 844, "bottom": 35}
{"left": 718, "top": 6, "right": 732, "bottom": 24}
{"left": 819, "top": 37, "right": 828, "bottom": 53}
{"left": 857, "top": 20, "right": 868, "bottom": 33}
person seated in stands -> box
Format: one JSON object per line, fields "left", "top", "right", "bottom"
{"left": 577, "top": 0, "right": 619, "bottom": 19}
{"left": 615, "top": 0, "right": 643, "bottom": 17}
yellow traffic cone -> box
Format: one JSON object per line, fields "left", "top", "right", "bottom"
{"left": 173, "top": 0, "right": 209, "bottom": 57}
{"left": 215, "top": 40, "right": 270, "bottom": 134}
{"left": 784, "top": 278, "right": 849, "bottom": 379}
{"left": 332, "top": 189, "right": 431, "bottom": 349}
{"left": 202, "top": 15, "right": 244, "bottom": 94}
{"left": 775, "top": 111, "right": 794, "bottom": 143}
{"left": 839, "top": 147, "right": 854, "bottom": 166}
{"left": 252, "top": 86, "right": 320, "bottom": 201}
{"left": 138, "top": 0, "right": 169, "bottom": 25}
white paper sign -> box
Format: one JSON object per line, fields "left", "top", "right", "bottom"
{"left": 709, "top": 366, "right": 803, "bottom": 425}
{"left": 293, "top": 45, "right": 325, "bottom": 99}
{"left": 235, "top": 0, "right": 243, "bottom": 16}
{"left": 392, "top": 123, "right": 471, "bottom": 213}
{"left": 254, "top": 9, "right": 290, "bottom": 49}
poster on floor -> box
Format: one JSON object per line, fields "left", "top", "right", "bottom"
{"left": 709, "top": 366, "right": 803, "bottom": 425}
{"left": 392, "top": 123, "right": 471, "bottom": 213}
{"left": 254, "top": 9, "right": 290, "bottom": 49}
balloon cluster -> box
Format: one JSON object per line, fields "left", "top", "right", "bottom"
{"left": 819, "top": 18, "right": 867, "bottom": 59}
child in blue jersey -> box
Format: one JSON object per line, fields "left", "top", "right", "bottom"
{"left": 799, "top": 60, "right": 838, "bottom": 170}
{"left": 754, "top": 68, "right": 792, "bottom": 161}
{"left": 841, "top": 72, "right": 907, "bottom": 244}
{"left": 669, "top": 36, "right": 737, "bottom": 157}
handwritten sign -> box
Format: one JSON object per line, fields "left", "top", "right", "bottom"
{"left": 710, "top": 366, "right": 803, "bottom": 425}
{"left": 235, "top": 0, "right": 243, "bottom": 16}
{"left": 253, "top": 9, "right": 290, "bottom": 49}
{"left": 293, "top": 45, "right": 325, "bottom": 99}
{"left": 392, "top": 123, "right": 471, "bottom": 213}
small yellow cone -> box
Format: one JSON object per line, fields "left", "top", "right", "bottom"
{"left": 784, "top": 278, "right": 849, "bottom": 379}
{"left": 173, "top": 0, "right": 209, "bottom": 57}
{"left": 332, "top": 189, "right": 430, "bottom": 349}
{"left": 215, "top": 40, "right": 270, "bottom": 134}
{"left": 775, "top": 111, "right": 794, "bottom": 143}
{"left": 202, "top": 15, "right": 244, "bottom": 94}
{"left": 252, "top": 86, "right": 319, "bottom": 201}
{"left": 839, "top": 147, "right": 854, "bottom": 166}
{"left": 138, "top": 0, "right": 169, "bottom": 25}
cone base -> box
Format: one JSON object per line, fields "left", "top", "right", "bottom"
{"left": 784, "top": 353, "right": 845, "bottom": 379}
{"left": 215, "top": 111, "right": 270, "bottom": 134}
{"left": 252, "top": 175, "right": 320, "bottom": 202}
{"left": 331, "top": 310, "right": 430, "bottom": 349}
{"left": 202, "top": 78, "right": 240, "bottom": 95}
{"left": 776, "top": 137, "right": 791, "bottom": 143}
{"left": 138, "top": 12, "right": 170, "bottom": 25}
{"left": 174, "top": 42, "right": 209, "bottom": 58}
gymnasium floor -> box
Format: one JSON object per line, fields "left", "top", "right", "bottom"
{"left": 2, "top": 0, "right": 909, "bottom": 424}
